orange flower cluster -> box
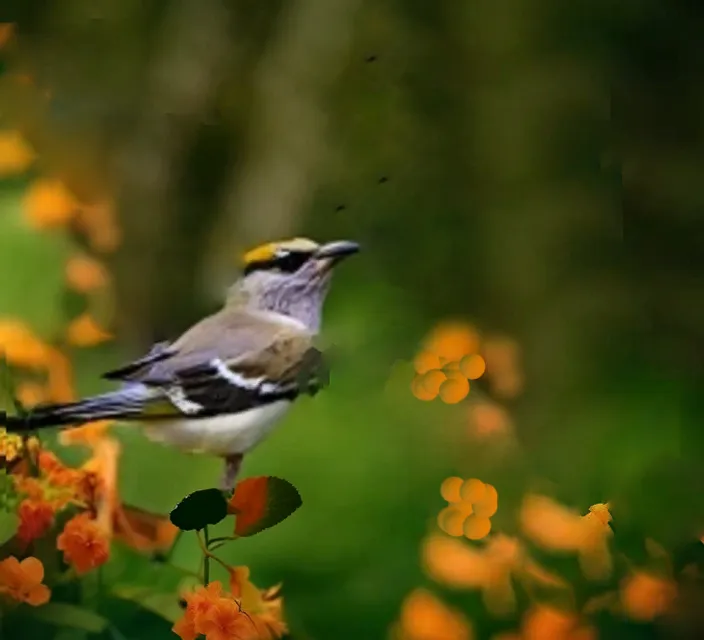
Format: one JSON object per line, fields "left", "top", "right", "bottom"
{"left": 0, "top": 556, "right": 50, "bottom": 606}
{"left": 12, "top": 445, "right": 105, "bottom": 554}
{"left": 412, "top": 322, "right": 485, "bottom": 404}
{"left": 410, "top": 321, "right": 524, "bottom": 405}
{"left": 173, "top": 571, "right": 287, "bottom": 640}
{"left": 0, "top": 427, "right": 26, "bottom": 464}
{"left": 438, "top": 477, "right": 498, "bottom": 540}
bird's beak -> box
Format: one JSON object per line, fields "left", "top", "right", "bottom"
{"left": 314, "top": 240, "right": 360, "bottom": 266}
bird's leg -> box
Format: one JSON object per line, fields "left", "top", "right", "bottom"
{"left": 220, "top": 453, "right": 243, "bottom": 493}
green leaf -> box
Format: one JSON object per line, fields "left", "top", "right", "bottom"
{"left": 30, "top": 603, "right": 109, "bottom": 634}
{"left": 0, "top": 188, "right": 74, "bottom": 337}
{"left": 111, "top": 586, "right": 185, "bottom": 623}
{"left": 0, "top": 509, "right": 18, "bottom": 545}
{"left": 229, "top": 476, "right": 302, "bottom": 537}
{"left": 673, "top": 538, "right": 704, "bottom": 575}
{"left": 169, "top": 488, "right": 228, "bottom": 531}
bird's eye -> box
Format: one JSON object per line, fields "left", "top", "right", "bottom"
{"left": 274, "top": 250, "right": 310, "bottom": 273}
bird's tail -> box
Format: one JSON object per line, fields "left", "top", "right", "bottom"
{"left": 0, "top": 385, "right": 153, "bottom": 432}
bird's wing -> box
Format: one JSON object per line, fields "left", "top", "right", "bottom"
{"left": 102, "top": 341, "right": 176, "bottom": 382}
{"left": 107, "top": 310, "right": 322, "bottom": 418}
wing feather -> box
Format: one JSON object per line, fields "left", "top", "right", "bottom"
{"left": 102, "top": 310, "right": 324, "bottom": 418}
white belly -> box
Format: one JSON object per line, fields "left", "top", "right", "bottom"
{"left": 143, "top": 400, "right": 292, "bottom": 456}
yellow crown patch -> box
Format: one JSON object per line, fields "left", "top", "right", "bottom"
{"left": 242, "top": 237, "right": 319, "bottom": 265}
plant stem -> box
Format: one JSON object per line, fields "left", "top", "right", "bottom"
{"left": 203, "top": 526, "right": 210, "bottom": 586}
{"left": 163, "top": 529, "right": 184, "bottom": 563}
{"left": 206, "top": 535, "right": 239, "bottom": 546}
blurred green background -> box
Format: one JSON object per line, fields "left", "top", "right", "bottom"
{"left": 1, "top": 0, "right": 704, "bottom": 638}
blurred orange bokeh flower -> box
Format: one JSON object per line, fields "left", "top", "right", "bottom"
{"left": 59, "top": 420, "right": 112, "bottom": 448}
{"left": 16, "top": 382, "right": 48, "bottom": 408}
{"left": 77, "top": 199, "right": 121, "bottom": 254}
{"left": 65, "top": 255, "right": 109, "bottom": 293}
{"left": 113, "top": 504, "right": 180, "bottom": 554}
{"left": 57, "top": 512, "right": 110, "bottom": 575}
{"left": 0, "top": 556, "right": 51, "bottom": 606}
{"left": 620, "top": 571, "right": 677, "bottom": 622}
{"left": 423, "top": 322, "right": 480, "bottom": 365}
{"left": 519, "top": 495, "right": 614, "bottom": 581}
{"left": 481, "top": 336, "right": 523, "bottom": 399}
{"left": 467, "top": 401, "right": 513, "bottom": 442}
{"left": 0, "top": 319, "right": 50, "bottom": 369}
{"left": 391, "top": 588, "right": 474, "bottom": 640}
{"left": 494, "top": 605, "right": 596, "bottom": 640}
{"left": 0, "top": 23, "right": 14, "bottom": 49}
{"left": 66, "top": 313, "right": 112, "bottom": 347}
{"left": 23, "top": 178, "right": 78, "bottom": 229}
{"left": 422, "top": 534, "right": 568, "bottom": 616}
{"left": 17, "top": 499, "right": 54, "bottom": 544}
{"left": 46, "top": 347, "right": 76, "bottom": 403}
{"left": 0, "top": 130, "right": 35, "bottom": 176}
{"left": 228, "top": 566, "right": 287, "bottom": 639}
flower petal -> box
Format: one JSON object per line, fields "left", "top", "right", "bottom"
{"left": 25, "top": 583, "right": 51, "bottom": 606}
{"left": 20, "top": 556, "right": 45, "bottom": 584}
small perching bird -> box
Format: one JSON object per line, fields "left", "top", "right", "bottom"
{"left": 0, "top": 238, "right": 360, "bottom": 491}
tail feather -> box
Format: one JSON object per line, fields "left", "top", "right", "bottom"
{"left": 0, "top": 385, "right": 154, "bottom": 432}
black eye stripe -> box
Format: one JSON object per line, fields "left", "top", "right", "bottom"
{"left": 243, "top": 250, "right": 311, "bottom": 275}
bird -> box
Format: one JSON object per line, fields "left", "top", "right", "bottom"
{"left": 0, "top": 237, "right": 360, "bottom": 491}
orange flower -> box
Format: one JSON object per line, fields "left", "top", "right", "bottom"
{"left": 17, "top": 499, "right": 54, "bottom": 544}
{"left": 0, "top": 130, "right": 35, "bottom": 176}
{"left": 519, "top": 495, "right": 614, "bottom": 581}
{"left": 200, "top": 597, "right": 251, "bottom": 640}
{"left": 173, "top": 582, "right": 251, "bottom": 640}
{"left": 0, "top": 556, "right": 51, "bottom": 606}
{"left": 228, "top": 566, "right": 287, "bottom": 638}
{"left": 57, "top": 512, "right": 110, "bottom": 574}
{"left": 23, "top": 178, "right": 78, "bottom": 229}
{"left": 621, "top": 571, "right": 677, "bottom": 622}
{"left": 65, "top": 255, "right": 109, "bottom": 293}
{"left": 172, "top": 614, "right": 198, "bottom": 640}
{"left": 66, "top": 313, "right": 112, "bottom": 347}
{"left": 0, "top": 319, "right": 50, "bottom": 369}
{"left": 392, "top": 588, "right": 473, "bottom": 640}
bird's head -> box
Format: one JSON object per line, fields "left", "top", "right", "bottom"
{"left": 228, "top": 237, "right": 360, "bottom": 330}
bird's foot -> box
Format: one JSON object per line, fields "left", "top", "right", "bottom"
{"left": 220, "top": 453, "right": 243, "bottom": 494}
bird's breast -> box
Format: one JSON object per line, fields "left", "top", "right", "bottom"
{"left": 142, "top": 400, "right": 292, "bottom": 456}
